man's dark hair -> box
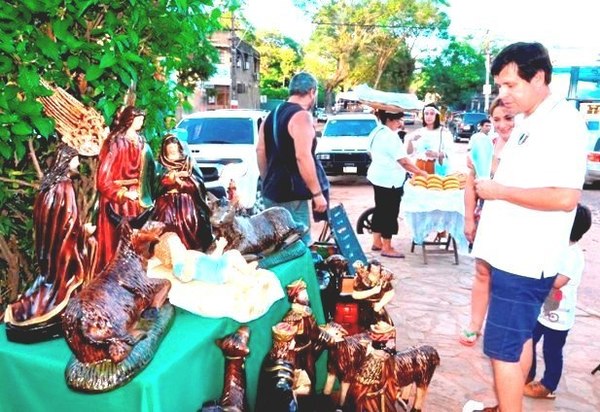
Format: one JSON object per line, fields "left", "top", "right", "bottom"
{"left": 377, "top": 110, "right": 403, "bottom": 124}
{"left": 479, "top": 119, "right": 491, "bottom": 127}
{"left": 570, "top": 203, "right": 592, "bottom": 242}
{"left": 289, "top": 72, "right": 317, "bottom": 97}
{"left": 490, "top": 42, "right": 552, "bottom": 85}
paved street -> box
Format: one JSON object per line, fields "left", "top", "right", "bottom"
{"left": 310, "top": 141, "right": 600, "bottom": 411}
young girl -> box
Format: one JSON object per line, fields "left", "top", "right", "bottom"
{"left": 525, "top": 204, "right": 592, "bottom": 399}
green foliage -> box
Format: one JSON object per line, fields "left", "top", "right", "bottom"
{"left": 416, "top": 38, "right": 486, "bottom": 108}
{"left": 377, "top": 44, "right": 416, "bottom": 91}
{"left": 255, "top": 31, "right": 303, "bottom": 90}
{"left": 261, "top": 86, "right": 289, "bottom": 100}
{"left": 303, "top": 0, "right": 448, "bottom": 107}
{"left": 0, "top": 0, "right": 223, "bottom": 311}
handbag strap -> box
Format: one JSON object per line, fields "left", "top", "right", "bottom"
{"left": 271, "top": 104, "right": 282, "bottom": 151}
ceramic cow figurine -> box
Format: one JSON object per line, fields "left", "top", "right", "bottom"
{"left": 62, "top": 207, "right": 173, "bottom": 392}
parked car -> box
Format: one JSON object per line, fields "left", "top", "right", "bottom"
{"left": 452, "top": 112, "right": 489, "bottom": 142}
{"left": 315, "top": 108, "right": 328, "bottom": 123}
{"left": 176, "top": 109, "right": 267, "bottom": 211}
{"left": 585, "top": 118, "right": 600, "bottom": 185}
{"left": 315, "top": 113, "right": 378, "bottom": 176}
{"left": 403, "top": 111, "right": 417, "bottom": 125}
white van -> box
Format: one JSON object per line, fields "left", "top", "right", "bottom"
{"left": 176, "top": 109, "right": 268, "bottom": 210}
{"left": 315, "top": 113, "right": 378, "bottom": 176}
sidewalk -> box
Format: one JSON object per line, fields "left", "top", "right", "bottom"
{"left": 311, "top": 195, "right": 600, "bottom": 411}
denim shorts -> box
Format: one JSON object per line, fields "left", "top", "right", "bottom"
{"left": 483, "top": 267, "right": 555, "bottom": 362}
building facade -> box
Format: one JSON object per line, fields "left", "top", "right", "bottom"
{"left": 192, "top": 32, "right": 261, "bottom": 111}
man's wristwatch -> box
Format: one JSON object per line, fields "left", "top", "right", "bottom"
{"left": 311, "top": 190, "right": 323, "bottom": 198}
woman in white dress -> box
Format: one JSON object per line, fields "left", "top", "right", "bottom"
{"left": 405, "top": 103, "right": 454, "bottom": 174}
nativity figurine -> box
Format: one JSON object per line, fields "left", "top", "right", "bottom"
{"left": 348, "top": 321, "right": 397, "bottom": 412}
{"left": 352, "top": 260, "right": 396, "bottom": 336}
{"left": 147, "top": 234, "right": 284, "bottom": 322}
{"left": 316, "top": 322, "right": 371, "bottom": 411}
{"left": 201, "top": 326, "right": 251, "bottom": 412}
{"left": 95, "top": 106, "right": 158, "bottom": 275}
{"left": 4, "top": 144, "right": 85, "bottom": 343}
{"left": 255, "top": 322, "right": 299, "bottom": 412}
{"left": 282, "top": 279, "right": 320, "bottom": 411}
{"left": 208, "top": 200, "right": 305, "bottom": 257}
{"left": 62, "top": 208, "right": 173, "bottom": 392}
{"left": 154, "top": 133, "right": 213, "bottom": 251}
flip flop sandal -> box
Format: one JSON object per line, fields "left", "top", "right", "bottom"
{"left": 459, "top": 329, "right": 480, "bottom": 347}
{"left": 381, "top": 252, "right": 405, "bottom": 259}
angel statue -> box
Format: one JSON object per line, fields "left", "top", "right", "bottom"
{"left": 4, "top": 144, "right": 86, "bottom": 343}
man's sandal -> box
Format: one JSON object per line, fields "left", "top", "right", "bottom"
{"left": 459, "top": 329, "right": 481, "bottom": 347}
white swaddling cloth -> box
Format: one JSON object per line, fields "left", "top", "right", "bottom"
{"left": 147, "top": 233, "right": 284, "bottom": 322}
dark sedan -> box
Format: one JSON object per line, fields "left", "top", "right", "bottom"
{"left": 452, "top": 112, "right": 488, "bottom": 142}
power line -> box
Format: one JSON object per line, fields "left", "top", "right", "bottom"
{"left": 311, "top": 20, "right": 438, "bottom": 31}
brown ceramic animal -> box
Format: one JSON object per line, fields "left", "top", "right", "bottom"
{"left": 216, "top": 326, "right": 250, "bottom": 412}
{"left": 391, "top": 345, "right": 440, "bottom": 412}
{"left": 316, "top": 322, "right": 371, "bottom": 409}
{"left": 62, "top": 213, "right": 171, "bottom": 364}
{"left": 209, "top": 200, "right": 304, "bottom": 256}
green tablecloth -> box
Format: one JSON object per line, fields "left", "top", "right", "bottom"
{"left": 0, "top": 248, "right": 325, "bottom": 412}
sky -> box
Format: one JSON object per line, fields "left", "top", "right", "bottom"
{"left": 243, "top": 0, "right": 600, "bottom": 66}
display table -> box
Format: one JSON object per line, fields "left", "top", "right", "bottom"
{"left": 401, "top": 183, "right": 469, "bottom": 263}
{"left": 0, "top": 247, "right": 325, "bottom": 412}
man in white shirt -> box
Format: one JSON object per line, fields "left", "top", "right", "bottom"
{"left": 467, "top": 118, "right": 492, "bottom": 151}
{"left": 470, "top": 42, "right": 588, "bottom": 412}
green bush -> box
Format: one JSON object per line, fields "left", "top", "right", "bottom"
{"left": 0, "top": 0, "right": 225, "bottom": 314}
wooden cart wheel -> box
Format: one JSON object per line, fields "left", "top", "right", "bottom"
{"left": 356, "top": 207, "right": 375, "bottom": 234}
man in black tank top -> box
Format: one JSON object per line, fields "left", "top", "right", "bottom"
{"left": 257, "top": 72, "right": 329, "bottom": 244}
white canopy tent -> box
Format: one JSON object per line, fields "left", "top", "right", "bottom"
{"left": 353, "top": 84, "right": 424, "bottom": 112}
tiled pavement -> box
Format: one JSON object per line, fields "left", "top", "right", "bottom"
{"left": 311, "top": 182, "right": 600, "bottom": 412}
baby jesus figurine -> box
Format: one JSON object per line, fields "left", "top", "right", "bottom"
{"left": 147, "top": 234, "right": 284, "bottom": 322}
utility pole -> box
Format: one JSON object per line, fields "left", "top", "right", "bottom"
{"left": 230, "top": 13, "right": 237, "bottom": 108}
{"left": 483, "top": 30, "right": 491, "bottom": 113}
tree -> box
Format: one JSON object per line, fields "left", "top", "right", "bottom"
{"left": 377, "top": 43, "right": 416, "bottom": 92}
{"left": 304, "top": 0, "right": 449, "bottom": 108}
{"left": 0, "top": 0, "right": 223, "bottom": 312}
{"left": 416, "top": 38, "right": 486, "bottom": 108}
{"left": 304, "top": 0, "right": 376, "bottom": 109}
{"left": 254, "top": 30, "right": 303, "bottom": 97}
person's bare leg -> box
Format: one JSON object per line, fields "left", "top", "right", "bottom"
{"left": 372, "top": 232, "right": 382, "bottom": 250}
{"left": 491, "top": 340, "right": 531, "bottom": 412}
{"left": 519, "top": 338, "right": 534, "bottom": 380}
{"left": 381, "top": 238, "right": 404, "bottom": 258}
{"left": 469, "top": 259, "right": 491, "bottom": 333}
